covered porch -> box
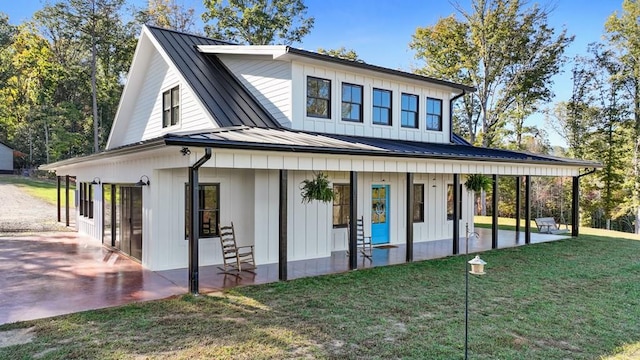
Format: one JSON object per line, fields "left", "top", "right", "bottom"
{"left": 159, "top": 227, "right": 570, "bottom": 293}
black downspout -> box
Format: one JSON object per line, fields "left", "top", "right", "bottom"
{"left": 279, "top": 170, "right": 288, "bottom": 281}
{"left": 406, "top": 172, "right": 414, "bottom": 262}
{"left": 572, "top": 168, "right": 597, "bottom": 237}
{"left": 515, "top": 176, "right": 521, "bottom": 242}
{"left": 492, "top": 174, "right": 499, "bottom": 249}
{"left": 65, "top": 175, "right": 70, "bottom": 227}
{"left": 525, "top": 175, "right": 531, "bottom": 245}
{"left": 449, "top": 90, "right": 466, "bottom": 144}
{"left": 189, "top": 148, "right": 212, "bottom": 296}
{"left": 349, "top": 171, "right": 358, "bottom": 270}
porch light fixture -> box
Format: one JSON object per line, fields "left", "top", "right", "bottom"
{"left": 136, "top": 175, "right": 150, "bottom": 187}
{"left": 180, "top": 147, "right": 191, "bottom": 156}
{"left": 90, "top": 177, "right": 101, "bottom": 185}
{"left": 465, "top": 223, "right": 487, "bottom": 360}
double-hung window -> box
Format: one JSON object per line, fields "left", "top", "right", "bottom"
{"left": 401, "top": 93, "right": 419, "bottom": 128}
{"left": 426, "top": 97, "right": 442, "bottom": 131}
{"left": 185, "top": 183, "right": 220, "bottom": 238}
{"left": 413, "top": 184, "right": 424, "bottom": 222}
{"left": 332, "top": 184, "right": 350, "bottom": 228}
{"left": 341, "top": 83, "right": 363, "bottom": 122}
{"left": 372, "top": 88, "right": 392, "bottom": 125}
{"left": 307, "top": 77, "right": 331, "bottom": 118}
{"left": 163, "top": 86, "right": 180, "bottom": 128}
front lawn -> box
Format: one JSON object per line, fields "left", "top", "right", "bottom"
{"left": 1, "top": 233, "right": 639, "bottom": 359}
{"left": 0, "top": 174, "right": 75, "bottom": 206}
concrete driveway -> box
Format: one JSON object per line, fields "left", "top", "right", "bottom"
{"left": 0, "top": 179, "right": 184, "bottom": 325}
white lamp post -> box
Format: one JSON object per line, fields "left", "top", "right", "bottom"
{"left": 465, "top": 223, "right": 486, "bottom": 360}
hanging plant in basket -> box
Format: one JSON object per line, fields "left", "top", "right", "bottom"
{"left": 464, "top": 174, "right": 493, "bottom": 192}
{"left": 300, "top": 172, "right": 335, "bottom": 204}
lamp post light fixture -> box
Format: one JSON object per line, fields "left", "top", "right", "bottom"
{"left": 90, "top": 177, "right": 101, "bottom": 185}
{"left": 465, "top": 223, "right": 487, "bottom": 360}
{"left": 135, "top": 175, "right": 150, "bottom": 187}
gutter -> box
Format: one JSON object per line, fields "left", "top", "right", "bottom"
{"left": 189, "top": 148, "right": 212, "bottom": 296}
{"left": 449, "top": 90, "right": 467, "bottom": 144}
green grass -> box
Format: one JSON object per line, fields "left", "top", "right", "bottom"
{"left": 1, "top": 232, "right": 639, "bottom": 359}
{"left": 0, "top": 174, "right": 75, "bottom": 206}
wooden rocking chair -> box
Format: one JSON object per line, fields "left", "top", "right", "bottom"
{"left": 218, "top": 222, "right": 257, "bottom": 275}
{"left": 347, "top": 216, "right": 372, "bottom": 260}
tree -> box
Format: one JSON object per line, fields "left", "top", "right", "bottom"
{"left": 135, "top": 0, "right": 197, "bottom": 33}
{"left": 317, "top": 47, "right": 360, "bottom": 61}
{"left": 410, "top": 0, "right": 573, "bottom": 147}
{"left": 604, "top": 0, "right": 640, "bottom": 233}
{"left": 202, "top": 0, "right": 314, "bottom": 45}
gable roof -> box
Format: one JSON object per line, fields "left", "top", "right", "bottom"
{"left": 146, "top": 26, "right": 282, "bottom": 129}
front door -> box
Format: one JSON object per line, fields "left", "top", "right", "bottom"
{"left": 119, "top": 186, "right": 143, "bottom": 261}
{"left": 371, "top": 185, "right": 390, "bottom": 244}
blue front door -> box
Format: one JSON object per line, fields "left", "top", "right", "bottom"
{"left": 371, "top": 185, "right": 390, "bottom": 244}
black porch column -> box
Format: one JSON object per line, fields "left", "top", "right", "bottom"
{"left": 279, "top": 170, "right": 288, "bottom": 281}
{"left": 572, "top": 176, "right": 579, "bottom": 237}
{"left": 406, "top": 173, "right": 414, "bottom": 262}
{"left": 188, "top": 166, "right": 199, "bottom": 294}
{"left": 65, "top": 175, "right": 70, "bottom": 227}
{"left": 57, "top": 176, "right": 61, "bottom": 222}
{"left": 515, "top": 176, "right": 521, "bottom": 242}
{"left": 349, "top": 171, "right": 358, "bottom": 270}
{"left": 492, "top": 174, "right": 499, "bottom": 249}
{"left": 525, "top": 175, "right": 532, "bottom": 245}
{"left": 453, "top": 174, "right": 460, "bottom": 254}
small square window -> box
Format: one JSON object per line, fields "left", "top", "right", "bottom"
{"left": 307, "top": 77, "right": 331, "bottom": 118}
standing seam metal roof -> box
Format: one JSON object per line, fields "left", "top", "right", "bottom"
{"left": 147, "top": 26, "right": 282, "bottom": 129}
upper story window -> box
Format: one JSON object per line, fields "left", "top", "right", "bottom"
{"left": 426, "top": 97, "right": 443, "bottom": 131}
{"left": 341, "top": 83, "right": 363, "bottom": 122}
{"left": 372, "top": 88, "right": 392, "bottom": 126}
{"left": 163, "top": 86, "right": 180, "bottom": 128}
{"left": 401, "top": 93, "right": 419, "bottom": 128}
{"left": 307, "top": 77, "right": 331, "bottom": 118}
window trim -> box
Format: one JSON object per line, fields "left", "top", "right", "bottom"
{"left": 332, "top": 184, "right": 351, "bottom": 228}
{"left": 341, "top": 82, "right": 363, "bottom": 123}
{"left": 401, "top": 93, "right": 419, "bottom": 129}
{"left": 372, "top": 88, "right": 392, "bottom": 126}
{"left": 413, "top": 184, "right": 424, "bottom": 223}
{"left": 162, "top": 85, "right": 180, "bottom": 128}
{"left": 447, "top": 183, "right": 463, "bottom": 221}
{"left": 185, "top": 183, "right": 220, "bottom": 239}
{"left": 306, "top": 76, "right": 332, "bottom": 119}
{"left": 426, "top": 97, "right": 443, "bottom": 131}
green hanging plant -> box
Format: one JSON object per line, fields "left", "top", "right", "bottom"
{"left": 300, "top": 172, "right": 335, "bottom": 204}
{"left": 464, "top": 174, "right": 493, "bottom": 193}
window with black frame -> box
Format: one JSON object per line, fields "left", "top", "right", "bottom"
{"left": 162, "top": 86, "right": 180, "bottom": 128}
{"left": 413, "top": 184, "right": 424, "bottom": 222}
{"left": 307, "top": 77, "right": 331, "bottom": 118}
{"left": 341, "top": 83, "right": 363, "bottom": 122}
{"left": 185, "top": 183, "right": 220, "bottom": 238}
{"left": 401, "top": 93, "right": 419, "bottom": 128}
{"left": 333, "top": 184, "right": 350, "bottom": 228}
{"left": 426, "top": 97, "right": 442, "bottom": 131}
{"left": 372, "top": 88, "right": 392, "bottom": 125}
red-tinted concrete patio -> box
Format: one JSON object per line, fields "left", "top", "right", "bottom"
{"left": 0, "top": 228, "right": 568, "bottom": 325}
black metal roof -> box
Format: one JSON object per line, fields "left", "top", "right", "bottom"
{"left": 147, "top": 26, "right": 282, "bottom": 129}
{"left": 163, "top": 127, "right": 598, "bottom": 167}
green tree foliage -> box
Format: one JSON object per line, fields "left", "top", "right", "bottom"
{"left": 135, "top": 0, "right": 197, "bottom": 33}
{"left": 410, "top": 0, "right": 573, "bottom": 147}
{"left": 317, "top": 47, "right": 360, "bottom": 61}
{"left": 202, "top": 0, "right": 314, "bottom": 45}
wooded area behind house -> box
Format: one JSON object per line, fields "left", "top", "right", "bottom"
{"left": 0, "top": 0, "right": 639, "bottom": 233}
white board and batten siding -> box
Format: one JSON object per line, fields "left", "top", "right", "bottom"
{"left": 0, "top": 143, "right": 13, "bottom": 171}
{"left": 219, "top": 55, "right": 293, "bottom": 128}
{"left": 290, "top": 61, "right": 452, "bottom": 143}
{"left": 109, "top": 46, "right": 216, "bottom": 149}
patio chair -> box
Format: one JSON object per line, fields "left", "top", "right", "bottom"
{"left": 218, "top": 222, "right": 257, "bottom": 275}
{"left": 347, "top": 216, "right": 372, "bottom": 260}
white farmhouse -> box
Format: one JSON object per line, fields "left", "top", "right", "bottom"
{"left": 42, "top": 26, "right": 597, "bottom": 292}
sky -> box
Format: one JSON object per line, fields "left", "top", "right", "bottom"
{"left": 0, "top": 0, "right": 625, "bottom": 146}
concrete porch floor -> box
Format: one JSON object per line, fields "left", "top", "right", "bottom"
{"left": 0, "top": 228, "right": 569, "bottom": 325}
